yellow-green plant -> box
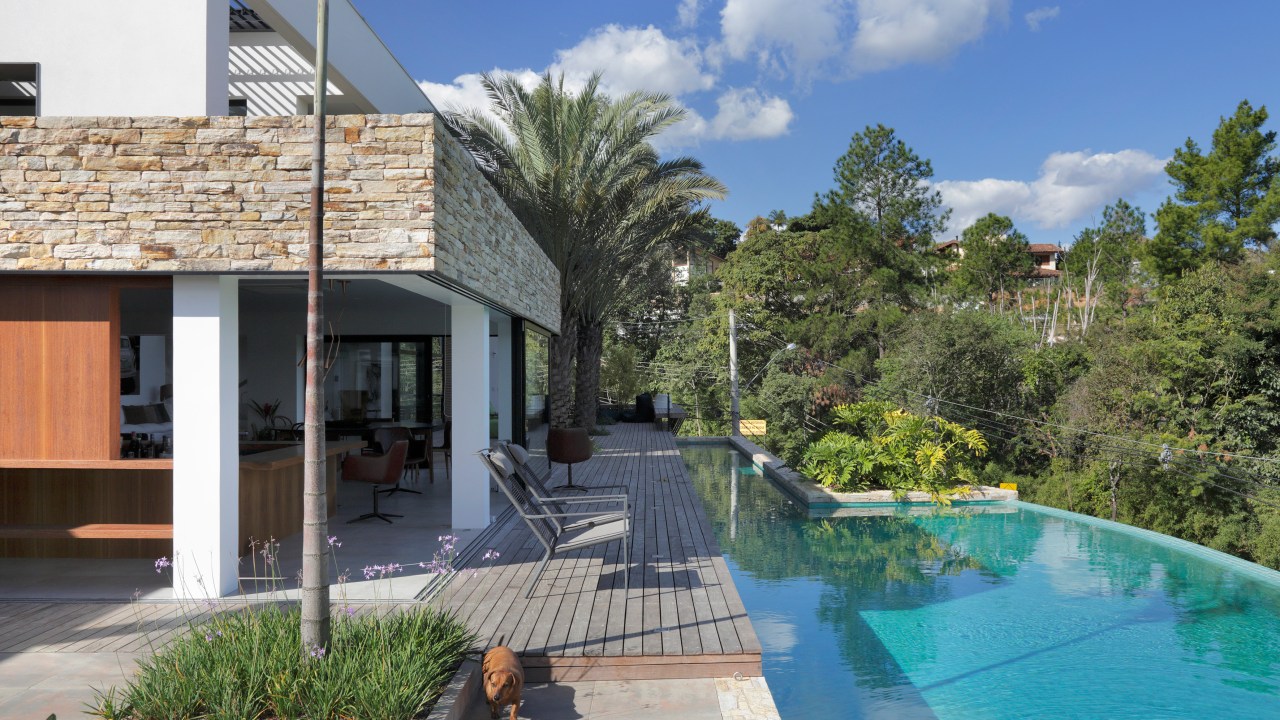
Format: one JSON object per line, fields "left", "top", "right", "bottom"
{"left": 801, "top": 401, "right": 988, "bottom": 501}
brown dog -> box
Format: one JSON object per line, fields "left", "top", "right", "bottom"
{"left": 482, "top": 644, "right": 524, "bottom": 720}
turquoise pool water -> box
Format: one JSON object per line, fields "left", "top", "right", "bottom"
{"left": 680, "top": 445, "right": 1280, "bottom": 719}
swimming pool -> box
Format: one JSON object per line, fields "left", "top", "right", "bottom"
{"left": 680, "top": 444, "right": 1280, "bottom": 719}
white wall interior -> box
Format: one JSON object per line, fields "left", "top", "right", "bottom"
{"left": 173, "top": 276, "right": 240, "bottom": 598}
{"left": 238, "top": 279, "right": 451, "bottom": 430}
{"left": 0, "top": 0, "right": 228, "bottom": 116}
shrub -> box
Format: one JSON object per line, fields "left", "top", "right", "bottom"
{"left": 801, "top": 401, "right": 988, "bottom": 501}
{"left": 91, "top": 605, "right": 475, "bottom": 720}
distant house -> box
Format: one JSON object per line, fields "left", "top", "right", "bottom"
{"left": 1027, "top": 243, "right": 1064, "bottom": 278}
{"left": 672, "top": 247, "right": 725, "bottom": 286}
{"left": 934, "top": 239, "right": 1064, "bottom": 279}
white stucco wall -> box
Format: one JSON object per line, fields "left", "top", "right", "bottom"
{"left": 0, "top": 0, "right": 227, "bottom": 116}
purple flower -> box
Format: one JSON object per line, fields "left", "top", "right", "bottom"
{"left": 154, "top": 556, "right": 171, "bottom": 574}
{"left": 482, "top": 549, "right": 501, "bottom": 561}
{"left": 345, "top": 605, "right": 356, "bottom": 617}
{"left": 327, "top": 535, "right": 342, "bottom": 548}
{"left": 204, "top": 633, "right": 213, "bottom": 642}
{"left": 309, "top": 644, "right": 326, "bottom": 659}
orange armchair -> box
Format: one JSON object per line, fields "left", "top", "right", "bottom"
{"left": 343, "top": 440, "right": 409, "bottom": 523}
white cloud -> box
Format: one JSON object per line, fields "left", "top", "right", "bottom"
{"left": 549, "top": 24, "right": 716, "bottom": 97}
{"left": 656, "top": 87, "right": 795, "bottom": 149}
{"left": 718, "top": 0, "right": 848, "bottom": 82}
{"left": 936, "top": 149, "right": 1166, "bottom": 233}
{"left": 849, "top": 0, "right": 1010, "bottom": 73}
{"left": 677, "top": 0, "right": 703, "bottom": 29}
{"left": 716, "top": 0, "right": 1008, "bottom": 80}
{"left": 419, "top": 23, "right": 792, "bottom": 150}
{"left": 1025, "top": 6, "right": 1060, "bottom": 31}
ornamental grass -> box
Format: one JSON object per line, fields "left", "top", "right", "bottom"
{"left": 90, "top": 604, "right": 475, "bottom": 720}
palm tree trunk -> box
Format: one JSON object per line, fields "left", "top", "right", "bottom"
{"left": 301, "top": 0, "right": 331, "bottom": 654}
{"left": 574, "top": 318, "right": 604, "bottom": 430}
{"left": 548, "top": 311, "right": 577, "bottom": 428}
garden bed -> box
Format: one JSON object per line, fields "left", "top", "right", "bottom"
{"left": 727, "top": 434, "right": 1018, "bottom": 507}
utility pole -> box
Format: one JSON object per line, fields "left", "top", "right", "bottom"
{"left": 728, "top": 307, "right": 740, "bottom": 436}
{"left": 301, "top": 0, "right": 331, "bottom": 653}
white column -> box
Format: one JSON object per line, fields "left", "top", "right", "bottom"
{"left": 493, "top": 317, "right": 514, "bottom": 443}
{"left": 451, "top": 303, "right": 490, "bottom": 528}
{"left": 172, "top": 276, "right": 239, "bottom": 598}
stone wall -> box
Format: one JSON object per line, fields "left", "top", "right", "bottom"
{"left": 0, "top": 113, "right": 559, "bottom": 329}
{"left": 430, "top": 115, "right": 560, "bottom": 330}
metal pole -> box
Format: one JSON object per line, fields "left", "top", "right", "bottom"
{"left": 301, "top": 0, "right": 331, "bottom": 653}
{"left": 728, "top": 308, "right": 740, "bottom": 436}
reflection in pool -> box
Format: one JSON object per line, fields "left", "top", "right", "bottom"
{"left": 681, "top": 445, "right": 1280, "bottom": 719}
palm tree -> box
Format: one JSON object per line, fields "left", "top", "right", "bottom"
{"left": 448, "top": 72, "right": 724, "bottom": 429}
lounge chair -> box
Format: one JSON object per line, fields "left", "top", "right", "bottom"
{"left": 479, "top": 448, "right": 631, "bottom": 597}
{"left": 499, "top": 441, "right": 630, "bottom": 500}
{"left": 498, "top": 441, "right": 628, "bottom": 532}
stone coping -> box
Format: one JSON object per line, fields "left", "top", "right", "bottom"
{"left": 423, "top": 659, "right": 481, "bottom": 720}
{"left": 717, "top": 435, "right": 1019, "bottom": 507}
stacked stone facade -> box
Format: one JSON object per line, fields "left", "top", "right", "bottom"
{"left": 0, "top": 113, "right": 559, "bottom": 329}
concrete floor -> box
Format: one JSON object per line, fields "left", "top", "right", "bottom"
{"left": 0, "top": 466, "right": 510, "bottom": 603}
{"left": 0, "top": 650, "right": 143, "bottom": 719}
{"left": 462, "top": 677, "right": 781, "bottom": 720}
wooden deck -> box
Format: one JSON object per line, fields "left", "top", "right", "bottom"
{"left": 0, "top": 424, "right": 760, "bottom": 683}
{"left": 436, "top": 423, "right": 761, "bottom": 682}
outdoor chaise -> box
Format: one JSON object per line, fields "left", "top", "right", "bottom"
{"left": 499, "top": 441, "right": 630, "bottom": 499}
{"left": 479, "top": 448, "right": 631, "bottom": 597}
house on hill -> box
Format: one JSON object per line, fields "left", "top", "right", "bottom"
{"left": 935, "top": 238, "right": 1064, "bottom": 279}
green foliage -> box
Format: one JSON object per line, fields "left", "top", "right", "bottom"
{"left": 1147, "top": 99, "right": 1280, "bottom": 281}
{"left": 682, "top": 215, "right": 742, "bottom": 258}
{"left": 801, "top": 401, "right": 988, "bottom": 500}
{"left": 1064, "top": 198, "right": 1147, "bottom": 310}
{"left": 873, "top": 309, "right": 1037, "bottom": 415}
{"left": 950, "top": 213, "right": 1034, "bottom": 302}
{"left": 90, "top": 606, "right": 475, "bottom": 720}
{"left": 600, "top": 339, "right": 644, "bottom": 405}
{"left": 828, "top": 123, "right": 950, "bottom": 248}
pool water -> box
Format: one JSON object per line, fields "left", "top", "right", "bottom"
{"left": 680, "top": 445, "right": 1280, "bottom": 719}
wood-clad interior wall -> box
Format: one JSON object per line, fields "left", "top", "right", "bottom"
{"left": 0, "top": 278, "right": 120, "bottom": 460}
{"left": 0, "top": 468, "right": 174, "bottom": 558}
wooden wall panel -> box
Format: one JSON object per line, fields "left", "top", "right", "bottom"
{"left": 0, "top": 468, "right": 173, "bottom": 558}
{"left": 0, "top": 277, "right": 151, "bottom": 461}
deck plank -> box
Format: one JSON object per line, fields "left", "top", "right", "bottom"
{"left": 435, "top": 423, "right": 761, "bottom": 680}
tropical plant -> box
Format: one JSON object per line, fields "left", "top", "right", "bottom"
{"left": 801, "top": 401, "right": 988, "bottom": 501}
{"left": 447, "top": 72, "right": 723, "bottom": 429}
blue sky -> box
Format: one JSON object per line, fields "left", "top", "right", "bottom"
{"left": 353, "top": 0, "right": 1277, "bottom": 247}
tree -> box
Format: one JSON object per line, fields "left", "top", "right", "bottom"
{"left": 1063, "top": 199, "right": 1146, "bottom": 333}
{"left": 1147, "top": 100, "right": 1280, "bottom": 280}
{"left": 686, "top": 215, "right": 742, "bottom": 258}
{"left": 950, "top": 213, "right": 1034, "bottom": 307}
{"left": 448, "top": 72, "right": 721, "bottom": 428}
{"left": 829, "top": 124, "right": 949, "bottom": 249}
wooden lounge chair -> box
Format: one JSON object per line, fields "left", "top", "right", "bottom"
{"left": 479, "top": 448, "right": 631, "bottom": 597}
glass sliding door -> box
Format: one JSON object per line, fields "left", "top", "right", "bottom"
{"left": 522, "top": 326, "right": 550, "bottom": 475}
{"left": 323, "top": 336, "right": 439, "bottom": 424}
